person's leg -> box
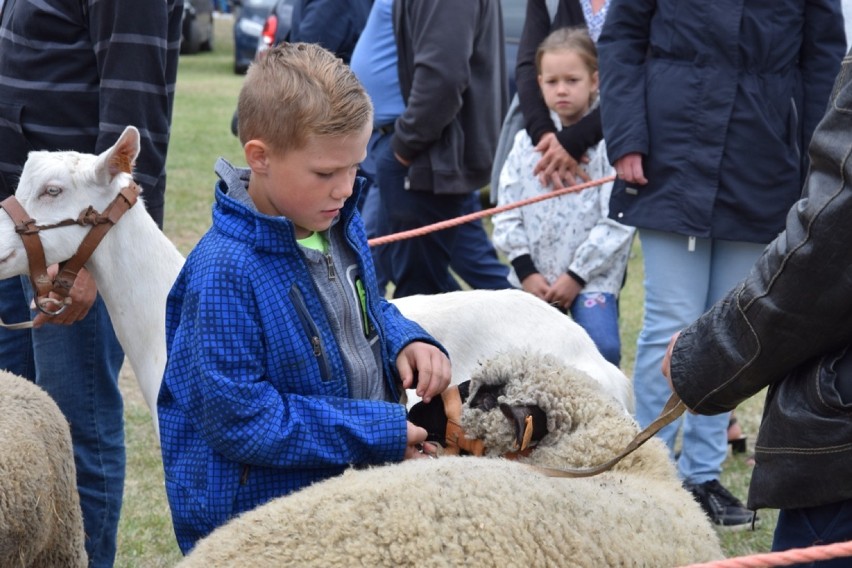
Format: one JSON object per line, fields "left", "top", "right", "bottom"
{"left": 449, "top": 192, "right": 511, "bottom": 290}
{"left": 632, "top": 230, "right": 711, "bottom": 451}
{"left": 0, "top": 276, "right": 34, "bottom": 379}
{"left": 375, "top": 143, "right": 465, "bottom": 297}
{"left": 773, "top": 499, "right": 852, "bottom": 566}
{"left": 29, "top": 293, "right": 126, "bottom": 568}
{"left": 570, "top": 291, "right": 621, "bottom": 366}
{"left": 678, "top": 239, "right": 767, "bottom": 484}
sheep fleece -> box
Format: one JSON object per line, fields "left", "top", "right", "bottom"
{"left": 0, "top": 370, "right": 86, "bottom": 568}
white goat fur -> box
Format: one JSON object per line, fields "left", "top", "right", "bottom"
{"left": 0, "top": 126, "right": 631, "bottom": 440}
{"left": 178, "top": 351, "right": 721, "bottom": 567}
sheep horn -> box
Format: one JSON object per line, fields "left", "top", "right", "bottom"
{"left": 499, "top": 404, "right": 548, "bottom": 451}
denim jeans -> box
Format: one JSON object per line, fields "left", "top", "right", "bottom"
{"left": 0, "top": 276, "right": 34, "bottom": 379}
{"left": 773, "top": 499, "right": 852, "bottom": 566}
{"left": 570, "top": 292, "right": 621, "bottom": 367}
{"left": 3, "top": 275, "right": 126, "bottom": 568}
{"left": 633, "top": 229, "right": 766, "bottom": 483}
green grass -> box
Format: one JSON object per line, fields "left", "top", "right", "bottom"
{"left": 116, "top": 18, "right": 776, "bottom": 565}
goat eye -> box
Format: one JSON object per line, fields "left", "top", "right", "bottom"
{"left": 45, "top": 186, "right": 62, "bottom": 197}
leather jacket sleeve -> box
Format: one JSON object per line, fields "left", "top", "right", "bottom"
{"left": 670, "top": 55, "right": 852, "bottom": 414}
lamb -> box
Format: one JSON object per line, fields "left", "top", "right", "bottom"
{"left": 0, "top": 370, "right": 86, "bottom": 568}
{"left": 177, "top": 351, "right": 723, "bottom": 567}
{"left": 0, "top": 126, "right": 632, "bottom": 441}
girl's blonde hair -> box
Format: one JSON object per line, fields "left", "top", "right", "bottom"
{"left": 535, "top": 27, "right": 598, "bottom": 78}
{"left": 237, "top": 42, "right": 373, "bottom": 154}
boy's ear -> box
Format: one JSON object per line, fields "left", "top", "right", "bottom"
{"left": 244, "top": 140, "right": 270, "bottom": 174}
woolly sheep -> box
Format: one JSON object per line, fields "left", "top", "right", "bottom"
{"left": 177, "top": 351, "right": 722, "bottom": 567}
{"left": 393, "top": 289, "right": 633, "bottom": 413}
{"left": 0, "top": 370, "right": 86, "bottom": 568}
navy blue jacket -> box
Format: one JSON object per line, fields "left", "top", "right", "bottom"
{"left": 287, "top": 0, "right": 373, "bottom": 64}
{"left": 599, "top": 0, "right": 845, "bottom": 243}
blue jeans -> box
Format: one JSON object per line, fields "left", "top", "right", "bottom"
{"left": 773, "top": 499, "right": 852, "bottom": 566}
{"left": 570, "top": 292, "right": 621, "bottom": 366}
{"left": 0, "top": 277, "right": 34, "bottom": 379}
{"left": 633, "top": 229, "right": 766, "bottom": 483}
{"left": 1, "top": 275, "right": 126, "bottom": 567}
{"left": 361, "top": 131, "right": 509, "bottom": 296}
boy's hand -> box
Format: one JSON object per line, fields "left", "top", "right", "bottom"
{"left": 404, "top": 421, "right": 434, "bottom": 460}
{"left": 396, "top": 342, "right": 451, "bottom": 404}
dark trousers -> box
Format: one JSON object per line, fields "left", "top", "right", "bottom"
{"left": 772, "top": 498, "right": 852, "bottom": 567}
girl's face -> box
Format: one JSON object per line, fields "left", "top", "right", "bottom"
{"left": 537, "top": 49, "right": 599, "bottom": 127}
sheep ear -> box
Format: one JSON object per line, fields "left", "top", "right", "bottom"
{"left": 499, "top": 403, "right": 548, "bottom": 451}
{"left": 95, "top": 126, "right": 140, "bottom": 183}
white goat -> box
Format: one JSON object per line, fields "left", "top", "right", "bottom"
{"left": 0, "top": 126, "right": 631, "bottom": 441}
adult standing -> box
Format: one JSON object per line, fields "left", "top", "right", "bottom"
{"left": 286, "top": 0, "right": 373, "bottom": 64}
{"left": 0, "top": 0, "right": 183, "bottom": 565}
{"left": 598, "top": 0, "right": 845, "bottom": 529}
{"left": 351, "top": 0, "right": 508, "bottom": 297}
{"left": 662, "top": 49, "right": 852, "bottom": 558}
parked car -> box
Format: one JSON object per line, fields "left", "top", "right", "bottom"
{"left": 256, "top": 0, "right": 297, "bottom": 58}
{"left": 232, "top": 0, "right": 278, "bottom": 74}
{"left": 181, "top": 0, "right": 215, "bottom": 55}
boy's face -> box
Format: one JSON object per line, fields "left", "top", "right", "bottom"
{"left": 249, "top": 122, "right": 371, "bottom": 238}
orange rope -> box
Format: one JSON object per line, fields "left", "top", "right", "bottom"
{"left": 679, "top": 540, "right": 852, "bottom": 568}
{"left": 366, "top": 175, "right": 616, "bottom": 247}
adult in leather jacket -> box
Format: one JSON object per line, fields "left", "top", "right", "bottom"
{"left": 664, "top": 52, "right": 852, "bottom": 555}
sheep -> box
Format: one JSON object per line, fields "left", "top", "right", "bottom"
{"left": 392, "top": 289, "right": 633, "bottom": 412}
{"left": 0, "top": 370, "right": 86, "bottom": 568}
{"left": 177, "top": 350, "right": 723, "bottom": 567}
{"left": 0, "top": 126, "right": 632, "bottom": 443}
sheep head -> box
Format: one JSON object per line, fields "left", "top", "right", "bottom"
{"left": 460, "top": 350, "right": 676, "bottom": 479}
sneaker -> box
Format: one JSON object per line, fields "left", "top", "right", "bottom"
{"left": 684, "top": 479, "right": 758, "bottom": 531}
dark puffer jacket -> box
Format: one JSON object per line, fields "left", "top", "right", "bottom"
{"left": 598, "top": 0, "right": 845, "bottom": 244}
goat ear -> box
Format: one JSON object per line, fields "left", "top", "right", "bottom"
{"left": 95, "top": 126, "right": 141, "bottom": 183}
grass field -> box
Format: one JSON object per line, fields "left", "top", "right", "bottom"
{"left": 115, "top": 18, "right": 777, "bottom": 566}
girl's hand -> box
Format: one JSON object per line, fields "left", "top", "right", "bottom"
{"left": 521, "top": 273, "right": 550, "bottom": 301}
{"left": 545, "top": 273, "right": 582, "bottom": 311}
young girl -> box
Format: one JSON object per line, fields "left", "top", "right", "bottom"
{"left": 493, "top": 27, "right": 634, "bottom": 367}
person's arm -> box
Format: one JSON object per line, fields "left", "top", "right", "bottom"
{"left": 669, "top": 68, "right": 852, "bottom": 414}
{"left": 555, "top": 107, "right": 603, "bottom": 160}
{"left": 391, "top": 0, "right": 476, "bottom": 162}
{"left": 566, "top": 153, "right": 635, "bottom": 285}
{"left": 798, "top": 0, "right": 846, "bottom": 174}
{"left": 597, "top": 0, "right": 655, "bottom": 164}
{"left": 516, "top": 0, "right": 559, "bottom": 146}
{"left": 88, "top": 0, "right": 182, "bottom": 228}
{"left": 165, "top": 264, "right": 409, "bottom": 468}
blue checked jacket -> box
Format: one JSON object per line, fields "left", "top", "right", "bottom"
{"left": 159, "top": 170, "right": 441, "bottom": 553}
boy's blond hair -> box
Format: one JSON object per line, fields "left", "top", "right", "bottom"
{"left": 238, "top": 42, "right": 373, "bottom": 153}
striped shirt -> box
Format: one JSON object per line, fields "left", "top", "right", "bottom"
{"left": 0, "top": 0, "right": 183, "bottom": 227}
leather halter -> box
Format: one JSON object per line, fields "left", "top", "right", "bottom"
{"left": 0, "top": 182, "right": 140, "bottom": 327}
{"left": 441, "top": 385, "right": 687, "bottom": 479}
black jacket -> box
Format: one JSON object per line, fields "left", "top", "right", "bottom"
{"left": 670, "top": 52, "right": 852, "bottom": 511}
{"left": 391, "top": 0, "right": 507, "bottom": 195}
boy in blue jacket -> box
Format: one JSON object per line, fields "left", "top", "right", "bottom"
{"left": 159, "top": 42, "right": 451, "bottom": 553}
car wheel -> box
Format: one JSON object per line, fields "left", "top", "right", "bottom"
{"left": 182, "top": 17, "right": 202, "bottom": 54}
{"left": 200, "top": 15, "right": 214, "bottom": 52}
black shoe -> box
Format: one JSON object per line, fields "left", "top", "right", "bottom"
{"left": 684, "top": 479, "right": 758, "bottom": 531}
